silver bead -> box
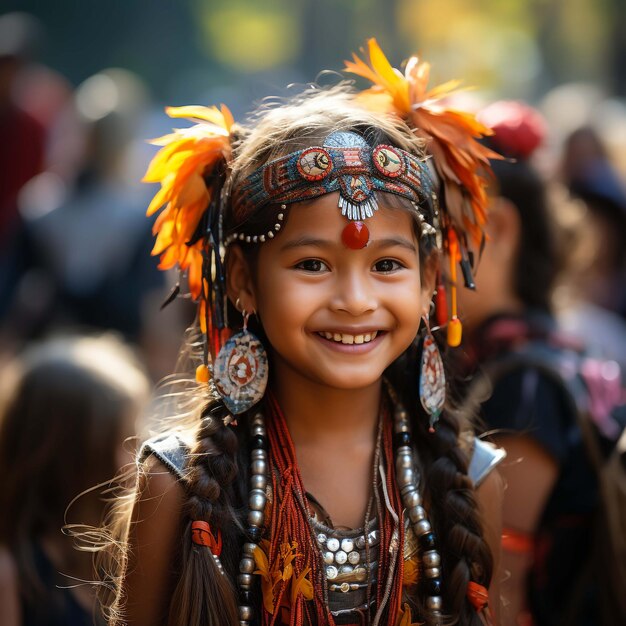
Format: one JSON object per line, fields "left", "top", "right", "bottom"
{"left": 397, "top": 467, "right": 415, "bottom": 487}
{"left": 251, "top": 424, "right": 265, "bottom": 437}
{"left": 274, "top": 223, "right": 281, "bottom": 231}
{"left": 252, "top": 236, "right": 258, "bottom": 243}
{"left": 248, "top": 489, "right": 266, "bottom": 511}
{"left": 422, "top": 550, "right": 441, "bottom": 568}
{"left": 396, "top": 445, "right": 413, "bottom": 458}
{"left": 268, "top": 231, "right": 274, "bottom": 239}
{"left": 327, "top": 537, "right": 340, "bottom": 552}
{"left": 334, "top": 550, "right": 347, "bottom": 565}
{"left": 426, "top": 596, "right": 443, "bottom": 611}
{"left": 250, "top": 473, "right": 267, "bottom": 491}
{"left": 238, "top": 573, "right": 253, "bottom": 588}
{"left": 401, "top": 483, "right": 420, "bottom": 497}
{"left": 243, "top": 542, "right": 257, "bottom": 556}
{"left": 425, "top": 567, "right": 441, "bottom": 578}
{"left": 413, "top": 519, "right": 432, "bottom": 535}
{"left": 396, "top": 454, "right": 413, "bottom": 471}
{"left": 403, "top": 490, "right": 421, "bottom": 509}
{"left": 250, "top": 459, "right": 267, "bottom": 476}
{"left": 251, "top": 448, "right": 266, "bottom": 460}
{"left": 239, "top": 233, "right": 245, "bottom": 240}
{"left": 259, "top": 235, "right": 266, "bottom": 242}
{"left": 408, "top": 505, "right": 426, "bottom": 523}
{"left": 245, "top": 236, "right": 251, "bottom": 243}
{"left": 353, "top": 567, "right": 368, "bottom": 581}
{"left": 338, "top": 564, "right": 353, "bottom": 575}
{"left": 326, "top": 565, "right": 338, "bottom": 580}
{"left": 317, "top": 533, "right": 327, "bottom": 544}
{"left": 239, "top": 557, "right": 255, "bottom": 574}
{"left": 277, "top": 212, "right": 284, "bottom": 221}
{"left": 323, "top": 551, "right": 334, "bottom": 565}
{"left": 247, "top": 509, "right": 264, "bottom": 527}
{"left": 348, "top": 551, "right": 360, "bottom": 565}
{"left": 239, "top": 605, "right": 253, "bottom": 621}
{"left": 341, "top": 538, "right": 354, "bottom": 552}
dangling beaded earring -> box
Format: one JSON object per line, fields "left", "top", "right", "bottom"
{"left": 419, "top": 315, "right": 446, "bottom": 432}
{"left": 213, "top": 302, "right": 268, "bottom": 415}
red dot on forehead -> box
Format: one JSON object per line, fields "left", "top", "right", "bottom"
{"left": 341, "top": 221, "right": 369, "bottom": 249}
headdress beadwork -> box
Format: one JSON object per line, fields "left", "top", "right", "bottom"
{"left": 229, "top": 130, "right": 437, "bottom": 250}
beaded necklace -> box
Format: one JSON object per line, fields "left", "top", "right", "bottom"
{"left": 235, "top": 393, "right": 443, "bottom": 626}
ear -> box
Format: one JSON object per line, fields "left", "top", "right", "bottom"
{"left": 487, "top": 198, "right": 521, "bottom": 261}
{"left": 420, "top": 251, "right": 438, "bottom": 317}
{"left": 225, "top": 245, "right": 257, "bottom": 313}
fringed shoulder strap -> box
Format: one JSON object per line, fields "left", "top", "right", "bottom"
{"left": 468, "top": 438, "right": 506, "bottom": 487}
{"left": 139, "top": 433, "right": 190, "bottom": 482}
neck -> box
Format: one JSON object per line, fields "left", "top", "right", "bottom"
{"left": 269, "top": 358, "right": 382, "bottom": 449}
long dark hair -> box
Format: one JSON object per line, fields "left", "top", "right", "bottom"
{"left": 0, "top": 334, "right": 148, "bottom": 606}
{"left": 99, "top": 87, "right": 493, "bottom": 626}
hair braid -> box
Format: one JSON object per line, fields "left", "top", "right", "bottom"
{"left": 389, "top": 339, "right": 493, "bottom": 625}
{"left": 168, "top": 399, "right": 243, "bottom": 626}
{"left": 423, "top": 413, "right": 493, "bottom": 625}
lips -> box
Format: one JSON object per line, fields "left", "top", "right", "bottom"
{"left": 316, "top": 331, "right": 379, "bottom": 345}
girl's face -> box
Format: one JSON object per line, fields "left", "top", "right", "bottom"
{"left": 230, "top": 192, "right": 434, "bottom": 391}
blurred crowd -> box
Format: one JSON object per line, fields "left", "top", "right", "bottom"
{"left": 1, "top": 10, "right": 625, "bottom": 626}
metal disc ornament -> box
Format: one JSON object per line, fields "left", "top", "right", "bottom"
{"left": 419, "top": 333, "right": 446, "bottom": 429}
{"left": 213, "top": 330, "right": 268, "bottom": 414}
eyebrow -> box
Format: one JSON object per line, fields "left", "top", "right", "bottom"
{"left": 280, "top": 235, "right": 417, "bottom": 253}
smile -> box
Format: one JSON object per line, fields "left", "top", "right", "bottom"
{"left": 316, "top": 331, "right": 380, "bottom": 345}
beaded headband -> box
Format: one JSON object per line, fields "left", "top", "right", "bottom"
{"left": 227, "top": 130, "right": 437, "bottom": 249}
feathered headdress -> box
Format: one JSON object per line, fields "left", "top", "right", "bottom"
{"left": 345, "top": 39, "right": 502, "bottom": 344}
{"left": 143, "top": 105, "right": 234, "bottom": 375}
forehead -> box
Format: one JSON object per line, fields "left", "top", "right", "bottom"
{"left": 269, "top": 192, "right": 419, "bottom": 247}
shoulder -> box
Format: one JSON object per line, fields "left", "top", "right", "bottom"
{"left": 0, "top": 546, "right": 21, "bottom": 626}
{"left": 468, "top": 438, "right": 506, "bottom": 487}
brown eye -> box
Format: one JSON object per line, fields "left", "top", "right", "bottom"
{"left": 373, "top": 259, "right": 402, "bottom": 273}
{"left": 296, "top": 259, "right": 328, "bottom": 272}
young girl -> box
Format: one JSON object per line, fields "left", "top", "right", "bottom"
{"left": 100, "top": 40, "right": 504, "bottom": 626}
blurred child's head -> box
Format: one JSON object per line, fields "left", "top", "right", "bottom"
{"left": 0, "top": 334, "right": 149, "bottom": 546}
{"left": 457, "top": 101, "right": 557, "bottom": 329}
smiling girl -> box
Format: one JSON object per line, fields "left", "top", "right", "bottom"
{"left": 97, "top": 41, "right": 505, "bottom": 626}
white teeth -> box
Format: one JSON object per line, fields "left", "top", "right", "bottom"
{"left": 318, "top": 331, "right": 380, "bottom": 344}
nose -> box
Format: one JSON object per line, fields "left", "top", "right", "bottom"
{"left": 329, "top": 269, "right": 378, "bottom": 317}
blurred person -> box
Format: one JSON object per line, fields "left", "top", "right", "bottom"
{"left": 454, "top": 101, "right": 624, "bottom": 626}
{"left": 0, "top": 12, "right": 46, "bottom": 321}
{"left": 0, "top": 333, "right": 150, "bottom": 626}
{"left": 3, "top": 68, "right": 167, "bottom": 349}
{"left": 556, "top": 125, "right": 626, "bottom": 369}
